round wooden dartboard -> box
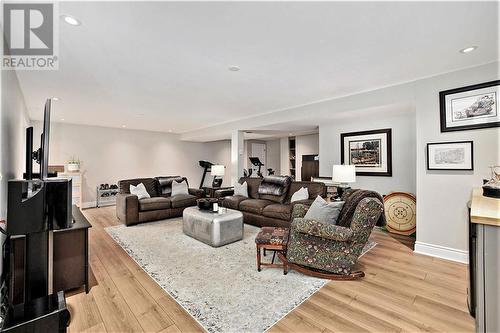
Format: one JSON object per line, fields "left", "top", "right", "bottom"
{"left": 384, "top": 192, "right": 416, "bottom": 236}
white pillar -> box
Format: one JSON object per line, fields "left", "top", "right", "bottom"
{"left": 231, "top": 130, "right": 244, "bottom": 185}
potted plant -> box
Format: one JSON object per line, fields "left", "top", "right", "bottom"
{"left": 67, "top": 156, "right": 80, "bottom": 172}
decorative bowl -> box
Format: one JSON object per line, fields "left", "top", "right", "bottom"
{"left": 197, "top": 198, "right": 218, "bottom": 211}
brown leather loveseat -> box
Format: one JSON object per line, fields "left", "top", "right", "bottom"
{"left": 116, "top": 176, "right": 204, "bottom": 226}
{"left": 217, "top": 176, "right": 326, "bottom": 228}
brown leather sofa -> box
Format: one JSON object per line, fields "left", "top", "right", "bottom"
{"left": 116, "top": 176, "right": 204, "bottom": 226}
{"left": 216, "top": 176, "right": 326, "bottom": 228}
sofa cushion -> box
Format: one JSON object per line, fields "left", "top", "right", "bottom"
{"left": 139, "top": 197, "right": 171, "bottom": 211}
{"left": 304, "top": 196, "right": 344, "bottom": 225}
{"left": 234, "top": 181, "right": 248, "bottom": 197}
{"left": 130, "top": 183, "right": 151, "bottom": 200}
{"left": 239, "top": 199, "right": 273, "bottom": 215}
{"left": 155, "top": 176, "right": 183, "bottom": 197}
{"left": 170, "top": 194, "right": 197, "bottom": 208}
{"left": 223, "top": 195, "right": 248, "bottom": 210}
{"left": 258, "top": 176, "right": 292, "bottom": 203}
{"left": 286, "top": 181, "right": 326, "bottom": 202}
{"left": 238, "top": 177, "right": 263, "bottom": 199}
{"left": 262, "top": 204, "right": 292, "bottom": 221}
{"left": 290, "top": 187, "right": 309, "bottom": 202}
{"left": 119, "top": 178, "right": 158, "bottom": 197}
{"left": 172, "top": 179, "right": 189, "bottom": 196}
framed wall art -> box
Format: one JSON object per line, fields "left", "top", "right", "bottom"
{"left": 426, "top": 141, "right": 473, "bottom": 171}
{"left": 340, "top": 128, "right": 392, "bottom": 177}
{"left": 440, "top": 80, "right": 500, "bottom": 132}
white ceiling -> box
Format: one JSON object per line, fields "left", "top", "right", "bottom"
{"left": 16, "top": 1, "right": 499, "bottom": 141}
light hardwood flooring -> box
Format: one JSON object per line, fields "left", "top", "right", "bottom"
{"left": 67, "top": 206, "right": 475, "bottom": 333}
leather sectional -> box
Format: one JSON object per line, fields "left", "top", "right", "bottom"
{"left": 116, "top": 176, "right": 204, "bottom": 226}
{"left": 216, "top": 176, "right": 326, "bottom": 228}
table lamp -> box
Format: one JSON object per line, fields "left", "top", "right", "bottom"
{"left": 332, "top": 165, "right": 356, "bottom": 199}
{"left": 211, "top": 165, "right": 225, "bottom": 188}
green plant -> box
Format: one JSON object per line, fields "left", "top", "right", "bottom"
{"left": 67, "top": 156, "right": 80, "bottom": 164}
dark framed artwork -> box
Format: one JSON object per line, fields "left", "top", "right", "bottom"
{"left": 439, "top": 80, "right": 500, "bottom": 132}
{"left": 340, "top": 128, "right": 392, "bottom": 177}
{"left": 426, "top": 141, "right": 474, "bottom": 171}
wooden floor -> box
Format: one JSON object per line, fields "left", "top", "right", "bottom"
{"left": 67, "top": 206, "right": 475, "bottom": 333}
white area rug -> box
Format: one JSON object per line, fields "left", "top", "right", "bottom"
{"left": 106, "top": 218, "right": 376, "bottom": 333}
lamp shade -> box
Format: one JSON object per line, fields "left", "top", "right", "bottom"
{"left": 332, "top": 165, "right": 356, "bottom": 183}
{"left": 211, "top": 165, "right": 225, "bottom": 176}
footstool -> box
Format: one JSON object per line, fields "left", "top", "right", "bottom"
{"left": 255, "top": 227, "right": 289, "bottom": 272}
{"left": 183, "top": 207, "right": 243, "bottom": 247}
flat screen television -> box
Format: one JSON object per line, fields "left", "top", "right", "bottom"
{"left": 25, "top": 99, "right": 52, "bottom": 181}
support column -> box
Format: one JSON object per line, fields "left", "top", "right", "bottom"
{"left": 231, "top": 130, "right": 244, "bottom": 185}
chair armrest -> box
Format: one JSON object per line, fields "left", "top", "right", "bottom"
{"left": 291, "top": 203, "right": 308, "bottom": 219}
{"left": 292, "top": 218, "right": 354, "bottom": 242}
{"left": 188, "top": 188, "right": 204, "bottom": 198}
{"left": 291, "top": 199, "right": 313, "bottom": 210}
{"left": 116, "top": 193, "right": 139, "bottom": 226}
{"left": 214, "top": 189, "right": 234, "bottom": 198}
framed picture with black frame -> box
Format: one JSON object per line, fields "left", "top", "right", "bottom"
{"left": 426, "top": 141, "right": 474, "bottom": 171}
{"left": 439, "top": 80, "right": 500, "bottom": 132}
{"left": 340, "top": 128, "right": 392, "bottom": 177}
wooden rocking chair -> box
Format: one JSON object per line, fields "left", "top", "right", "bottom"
{"left": 283, "top": 197, "right": 383, "bottom": 280}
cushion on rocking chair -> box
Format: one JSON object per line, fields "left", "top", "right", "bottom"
{"left": 292, "top": 218, "right": 354, "bottom": 242}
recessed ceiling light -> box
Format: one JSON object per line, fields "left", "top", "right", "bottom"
{"left": 168, "top": 129, "right": 173, "bottom": 133}
{"left": 52, "top": 97, "right": 60, "bottom": 101}
{"left": 62, "top": 15, "right": 81, "bottom": 26}
{"left": 228, "top": 65, "right": 240, "bottom": 72}
{"left": 60, "top": 118, "right": 65, "bottom": 121}
{"left": 121, "top": 125, "right": 126, "bottom": 128}
{"left": 460, "top": 46, "right": 477, "bottom": 54}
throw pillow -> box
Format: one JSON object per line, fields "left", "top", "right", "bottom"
{"left": 129, "top": 183, "right": 151, "bottom": 200}
{"left": 304, "top": 195, "right": 344, "bottom": 225}
{"left": 234, "top": 181, "right": 248, "bottom": 197}
{"left": 171, "top": 180, "right": 189, "bottom": 196}
{"left": 291, "top": 187, "right": 309, "bottom": 202}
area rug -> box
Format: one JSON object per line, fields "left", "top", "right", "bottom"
{"left": 106, "top": 218, "right": 376, "bottom": 333}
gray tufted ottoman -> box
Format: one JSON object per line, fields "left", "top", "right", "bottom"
{"left": 182, "top": 207, "right": 244, "bottom": 247}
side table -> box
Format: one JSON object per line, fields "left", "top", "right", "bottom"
{"left": 202, "top": 186, "right": 233, "bottom": 198}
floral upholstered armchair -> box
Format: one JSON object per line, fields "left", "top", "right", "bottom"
{"left": 285, "top": 197, "right": 383, "bottom": 277}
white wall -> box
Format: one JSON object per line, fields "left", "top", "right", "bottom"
{"left": 306, "top": 61, "right": 498, "bottom": 262}
{"left": 32, "top": 121, "right": 232, "bottom": 206}
{"left": 242, "top": 139, "right": 281, "bottom": 177}
{"left": 244, "top": 139, "right": 265, "bottom": 172}
{"left": 0, "top": 71, "right": 30, "bottom": 220}
{"left": 207, "top": 139, "right": 232, "bottom": 187}
{"left": 279, "top": 137, "right": 289, "bottom": 175}
{"left": 265, "top": 139, "right": 281, "bottom": 175}
{"left": 319, "top": 109, "right": 416, "bottom": 194}
{"left": 414, "top": 62, "right": 499, "bottom": 262}
{"left": 295, "top": 134, "right": 319, "bottom": 181}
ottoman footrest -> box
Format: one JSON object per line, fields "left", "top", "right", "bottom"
{"left": 183, "top": 207, "right": 243, "bottom": 247}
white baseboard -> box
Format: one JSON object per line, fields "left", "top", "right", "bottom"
{"left": 81, "top": 201, "right": 116, "bottom": 209}
{"left": 414, "top": 241, "right": 468, "bottom": 264}
{"left": 81, "top": 201, "right": 96, "bottom": 209}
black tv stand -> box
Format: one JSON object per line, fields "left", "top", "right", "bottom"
{"left": 8, "top": 206, "right": 91, "bottom": 305}
{"left": 1, "top": 291, "right": 70, "bottom": 332}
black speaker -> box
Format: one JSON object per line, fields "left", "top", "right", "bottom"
{"left": 44, "top": 178, "right": 72, "bottom": 230}
{"left": 7, "top": 180, "right": 46, "bottom": 236}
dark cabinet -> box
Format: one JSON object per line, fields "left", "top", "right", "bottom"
{"left": 301, "top": 155, "right": 319, "bottom": 181}
{"left": 9, "top": 206, "right": 91, "bottom": 305}
{"left": 53, "top": 213, "right": 90, "bottom": 293}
